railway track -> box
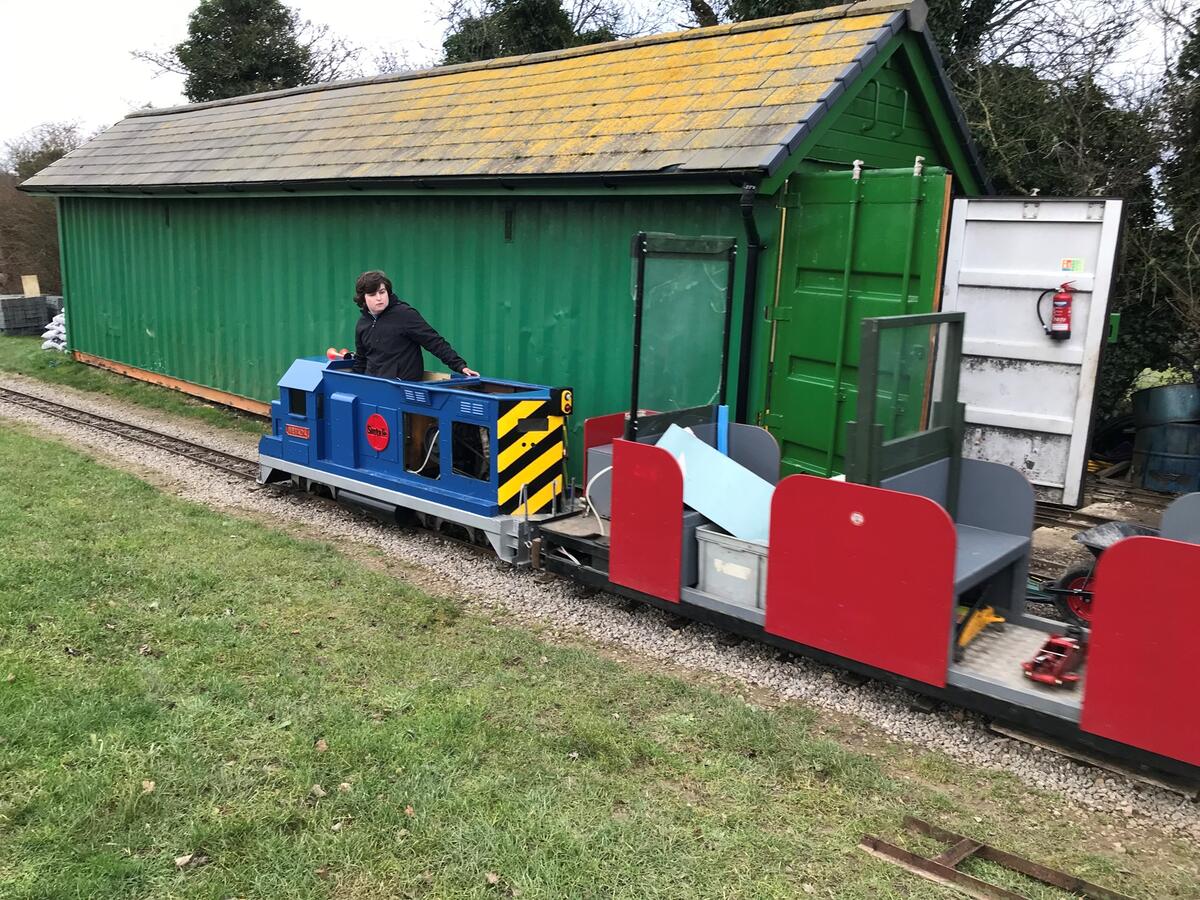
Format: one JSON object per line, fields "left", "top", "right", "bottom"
{"left": 0, "top": 387, "right": 501, "bottom": 554}
{"left": 0, "top": 387, "right": 260, "bottom": 481}
{"left": 0, "top": 387, "right": 1161, "bottom": 536}
{"left": 0, "top": 384, "right": 1154, "bottom": 572}
{"left": 1032, "top": 504, "right": 1117, "bottom": 531}
{"left": 1034, "top": 475, "right": 1172, "bottom": 531}
{"left": 1089, "top": 476, "right": 1174, "bottom": 511}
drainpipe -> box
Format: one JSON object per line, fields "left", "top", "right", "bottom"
{"left": 736, "top": 183, "right": 764, "bottom": 423}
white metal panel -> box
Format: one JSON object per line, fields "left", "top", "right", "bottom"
{"left": 942, "top": 198, "right": 1122, "bottom": 506}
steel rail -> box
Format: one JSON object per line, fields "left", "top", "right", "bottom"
{"left": 0, "top": 387, "right": 259, "bottom": 480}
{"left": 860, "top": 816, "right": 1134, "bottom": 900}
{"left": 1032, "top": 505, "right": 1120, "bottom": 531}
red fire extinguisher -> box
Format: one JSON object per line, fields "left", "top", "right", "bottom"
{"left": 1037, "top": 281, "right": 1075, "bottom": 341}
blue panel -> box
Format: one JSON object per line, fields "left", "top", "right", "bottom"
{"left": 329, "top": 392, "right": 357, "bottom": 468}
{"left": 277, "top": 357, "right": 326, "bottom": 391}
{"left": 655, "top": 424, "right": 773, "bottom": 542}
{"left": 458, "top": 396, "right": 488, "bottom": 420}
{"left": 400, "top": 384, "right": 432, "bottom": 406}
{"left": 283, "top": 436, "right": 310, "bottom": 465}
{"left": 378, "top": 406, "right": 400, "bottom": 464}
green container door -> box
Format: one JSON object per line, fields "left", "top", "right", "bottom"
{"left": 761, "top": 167, "right": 952, "bottom": 476}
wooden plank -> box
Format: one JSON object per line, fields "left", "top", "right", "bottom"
{"left": 72, "top": 351, "right": 270, "bottom": 417}
{"left": 1095, "top": 460, "right": 1129, "bottom": 479}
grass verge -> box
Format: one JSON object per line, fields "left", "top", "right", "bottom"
{"left": 0, "top": 423, "right": 1196, "bottom": 899}
{"left": 0, "top": 335, "right": 264, "bottom": 434}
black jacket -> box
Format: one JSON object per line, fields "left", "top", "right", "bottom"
{"left": 353, "top": 295, "right": 468, "bottom": 381}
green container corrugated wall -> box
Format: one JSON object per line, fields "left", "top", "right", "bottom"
{"left": 59, "top": 193, "right": 752, "bottom": 475}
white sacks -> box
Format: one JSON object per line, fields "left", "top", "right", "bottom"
{"left": 41, "top": 312, "right": 67, "bottom": 352}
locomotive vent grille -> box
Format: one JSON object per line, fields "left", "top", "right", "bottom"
{"left": 460, "top": 400, "right": 486, "bottom": 418}
{"left": 403, "top": 388, "right": 429, "bottom": 404}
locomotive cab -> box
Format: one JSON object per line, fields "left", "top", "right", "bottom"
{"left": 263, "top": 357, "right": 327, "bottom": 467}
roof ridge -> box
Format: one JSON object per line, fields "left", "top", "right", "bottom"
{"left": 125, "top": 0, "right": 915, "bottom": 120}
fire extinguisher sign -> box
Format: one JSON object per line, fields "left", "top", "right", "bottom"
{"left": 1060, "top": 258, "right": 1084, "bottom": 272}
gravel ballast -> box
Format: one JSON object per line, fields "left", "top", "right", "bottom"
{"left": 2, "top": 374, "right": 1197, "bottom": 842}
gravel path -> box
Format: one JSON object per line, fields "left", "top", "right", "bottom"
{"left": 2, "top": 373, "right": 1197, "bottom": 843}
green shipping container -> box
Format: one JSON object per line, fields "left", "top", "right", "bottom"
{"left": 27, "top": 3, "right": 988, "bottom": 479}
{"left": 58, "top": 193, "right": 750, "bottom": 468}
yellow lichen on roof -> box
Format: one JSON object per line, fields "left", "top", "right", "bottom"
{"left": 26, "top": 1, "right": 916, "bottom": 190}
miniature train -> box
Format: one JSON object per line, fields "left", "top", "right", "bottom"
{"left": 257, "top": 348, "right": 1200, "bottom": 783}
{"left": 258, "top": 355, "right": 572, "bottom": 562}
{"left": 257, "top": 231, "right": 1198, "bottom": 781}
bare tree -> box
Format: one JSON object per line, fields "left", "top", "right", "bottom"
{"left": 565, "top": 0, "right": 671, "bottom": 37}
{"left": 0, "top": 122, "right": 90, "bottom": 294}
{"left": 298, "top": 20, "right": 364, "bottom": 83}
{"left": 374, "top": 48, "right": 417, "bottom": 75}
{"left": 3, "top": 122, "right": 88, "bottom": 180}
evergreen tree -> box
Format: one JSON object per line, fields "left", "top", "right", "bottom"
{"left": 443, "top": 0, "right": 619, "bottom": 65}
{"left": 176, "top": 0, "right": 313, "bottom": 101}
{"left": 1145, "top": 9, "right": 1200, "bottom": 372}
{"left": 135, "top": 0, "right": 360, "bottom": 103}
{"left": 1162, "top": 9, "right": 1200, "bottom": 234}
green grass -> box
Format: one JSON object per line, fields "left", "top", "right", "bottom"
{"left": 0, "top": 335, "right": 265, "bottom": 434}
{"left": 0, "top": 424, "right": 1197, "bottom": 899}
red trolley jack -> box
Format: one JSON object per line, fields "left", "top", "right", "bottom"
{"left": 1022, "top": 627, "right": 1086, "bottom": 688}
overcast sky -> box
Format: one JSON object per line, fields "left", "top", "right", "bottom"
{"left": 0, "top": 1, "right": 457, "bottom": 148}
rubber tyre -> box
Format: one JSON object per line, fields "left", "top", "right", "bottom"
{"left": 1053, "top": 567, "right": 1095, "bottom": 626}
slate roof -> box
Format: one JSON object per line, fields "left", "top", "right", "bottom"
{"left": 25, "top": 1, "right": 930, "bottom": 192}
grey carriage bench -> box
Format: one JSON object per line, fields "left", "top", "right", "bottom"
{"left": 845, "top": 313, "right": 1034, "bottom": 614}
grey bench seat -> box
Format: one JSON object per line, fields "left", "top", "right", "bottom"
{"left": 882, "top": 457, "right": 1033, "bottom": 603}
{"left": 954, "top": 525, "right": 1030, "bottom": 595}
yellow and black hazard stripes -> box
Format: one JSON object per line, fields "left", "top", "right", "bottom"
{"left": 497, "top": 399, "right": 565, "bottom": 516}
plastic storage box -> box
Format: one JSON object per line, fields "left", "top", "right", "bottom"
{"left": 696, "top": 524, "right": 768, "bottom": 609}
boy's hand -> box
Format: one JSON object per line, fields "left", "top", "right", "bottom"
{"left": 461, "top": 367, "right": 480, "bottom": 377}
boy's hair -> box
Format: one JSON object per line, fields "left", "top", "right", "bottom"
{"left": 354, "top": 270, "right": 393, "bottom": 309}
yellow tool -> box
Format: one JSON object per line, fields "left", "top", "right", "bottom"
{"left": 957, "top": 606, "right": 1005, "bottom": 648}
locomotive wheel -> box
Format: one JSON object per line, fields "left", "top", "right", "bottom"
{"left": 1053, "top": 567, "right": 1095, "bottom": 626}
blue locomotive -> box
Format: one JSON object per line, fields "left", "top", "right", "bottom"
{"left": 258, "top": 355, "right": 572, "bottom": 561}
